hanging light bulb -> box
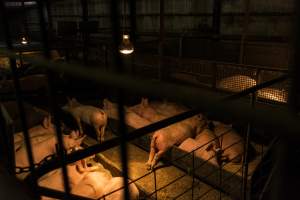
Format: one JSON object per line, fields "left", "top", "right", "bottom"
{"left": 119, "top": 34, "right": 134, "bottom": 55}
{"left": 20, "top": 36, "right": 28, "bottom": 45}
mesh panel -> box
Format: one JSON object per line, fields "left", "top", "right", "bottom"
{"left": 257, "top": 70, "right": 289, "bottom": 103}
{"left": 216, "top": 64, "right": 257, "bottom": 92}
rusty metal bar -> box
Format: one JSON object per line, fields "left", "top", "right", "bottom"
{"left": 37, "top": 0, "right": 71, "bottom": 198}
{"left": 0, "top": 0, "right": 39, "bottom": 197}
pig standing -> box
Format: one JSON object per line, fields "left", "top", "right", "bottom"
{"left": 14, "top": 116, "right": 55, "bottom": 151}
{"left": 63, "top": 98, "right": 107, "bottom": 143}
{"left": 209, "top": 121, "right": 246, "bottom": 164}
{"left": 138, "top": 100, "right": 206, "bottom": 170}
{"left": 179, "top": 128, "right": 220, "bottom": 166}
{"left": 15, "top": 130, "right": 85, "bottom": 168}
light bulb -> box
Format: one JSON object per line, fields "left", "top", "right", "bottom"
{"left": 21, "top": 36, "right": 28, "bottom": 45}
{"left": 119, "top": 34, "right": 134, "bottom": 55}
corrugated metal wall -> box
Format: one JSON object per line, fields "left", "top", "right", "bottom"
{"left": 47, "top": 0, "right": 293, "bottom": 37}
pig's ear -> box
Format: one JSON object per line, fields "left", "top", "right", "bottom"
{"left": 76, "top": 135, "right": 86, "bottom": 145}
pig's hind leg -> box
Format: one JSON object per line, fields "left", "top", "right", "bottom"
{"left": 146, "top": 135, "right": 157, "bottom": 170}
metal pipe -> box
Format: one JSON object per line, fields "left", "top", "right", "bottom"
{"left": 0, "top": 0, "right": 39, "bottom": 197}
{"left": 0, "top": 52, "right": 296, "bottom": 138}
{"left": 212, "top": 0, "right": 222, "bottom": 36}
{"left": 110, "top": 0, "right": 130, "bottom": 199}
{"left": 158, "top": 0, "right": 165, "bottom": 80}
{"left": 239, "top": 0, "right": 251, "bottom": 64}
{"left": 37, "top": 0, "right": 71, "bottom": 198}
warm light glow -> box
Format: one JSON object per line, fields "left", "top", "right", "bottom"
{"left": 119, "top": 34, "right": 134, "bottom": 55}
{"left": 21, "top": 37, "right": 28, "bottom": 45}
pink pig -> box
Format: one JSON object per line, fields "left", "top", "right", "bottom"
{"left": 63, "top": 98, "right": 107, "bottom": 143}
{"left": 14, "top": 116, "right": 55, "bottom": 152}
{"left": 210, "top": 121, "right": 245, "bottom": 164}
{"left": 179, "top": 128, "right": 220, "bottom": 166}
{"left": 39, "top": 157, "right": 102, "bottom": 200}
{"left": 15, "top": 130, "right": 85, "bottom": 168}
{"left": 138, "top": 100, "right": 206, "bottom": 170}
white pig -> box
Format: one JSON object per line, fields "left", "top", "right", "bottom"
{"left": 141, "top": 101, "right": 206, "bottom": 170}
{"left": 14, "top": 116, "right": 55, "bottom": 152}
{"left": 72, "top": 173, "right": 139, "bottom": 200}
{"left": 39, "top": 158, "right": 103, "bottom": 200}
{"left": 63, "top": 98, "right": 108, "bottom": 143}
{"left": 210, "top": 121, "right": 244, "bottom": 164}
{"left": 103, "top": 98, "right": 152, "bottom": 129}
{"left": 179, "top": 128, "right": 220, "bottom": 166}
{"left": 15, "top": 130, "right": 85, "bottom": 168}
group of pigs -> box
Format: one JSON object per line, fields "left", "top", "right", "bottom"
{"left": 103, "top": 98, "right": 253, "bottom": 170}
{"left": 12, "top": 96, "right": 253, "bottom": 199}
{"left": 13, "top": 99, "right": 139, "bottom": 200}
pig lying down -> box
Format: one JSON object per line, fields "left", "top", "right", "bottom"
{"left": 39, "top": 157, "right": 139, "bottom": 200}
{"left": 179, "top": 127, "right": 220, "bottom": 166}
{"left": 14, "top": 116, "right": 55, "bottom": 152}
{"left": 15, "top": 130, "right": 85, "bottom": 169}
{"left": 63, "top": 98, "right": 108, "bottom": 143}
{"left": 209, "top": 121, "right": 251, "bottom": 164}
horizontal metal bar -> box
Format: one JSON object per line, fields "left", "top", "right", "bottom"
{"left": 51, "top": 12, "right": 293, "bottom": 18}
{"left": 225, "top": 74, "right": 288, "bottom": 101}
{"left": 0, "top": 49, "right": 297, "bottom": 138}
{"left": 38, "top": 186, "right": 94, "bottom": 200}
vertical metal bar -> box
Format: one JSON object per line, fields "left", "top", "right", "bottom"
{"left": 242, "top": 93, "right": 255, "bottom": 200}
{"left": 158, "top": 0, "right": 165, "bottom": 80}
{"left": 110, "top": 0, "right": 130, "bottom": 199}
{"left": 212, "top": 63, "right": 217, "bottom": 89}
{"left": 45, "top": 0, "right": 53, "bottom": 31}
{"left": 129, "top": 0, "right": 136, "bottom": 76}
{"left": 212, "top": 0, "right": 222, "bottom": 36}
{"left": 80, "top": 0, "right": 89, "bottom": 65}
{"left": 21, "top": 0, "right": 29, "bottom": 36}
{"left": 37, "top": 0, "right": 71, "bottom": 198}
{"left": 154, "top": 169, "right": 158, "bottom": 200}
{"left": 0, "top": 104, "right": 15, "bottom": 175}
{"left": 288, "top": 0, "right": 299, "bottom": 113}
{"left": 191, "top": 151, "right": 195, "bottom": 200}
{"left": 239, "top": 0, "right": 250, "bottom": 64}
{"left": 219, "top": 162, "right": 223, "bottom": 200}
{"left": 0, "top": 1, "right": 39, "bottom": 197}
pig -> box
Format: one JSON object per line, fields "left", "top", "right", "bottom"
{"left": 15, "top": 130, "right": 85, "bottom": 168}
{"left": 39, "top": 157, "right": 103, "bottom": 200}
{"left": 14, "top": 116, "right": 55, "bottom": 152}
{"left": 103, "top": 98, "right": 152, "bottom": 129}
{"left": 131, "top": 98, "right": 206, "bottom": 134}
{"left": 149, "top": 100, "right": 189, "bottom": 117}
{"left": 179, "top": 128, "right": 220, "bottom": 166}
{"left": 101, "top": 177, "right": 139, "bottom": 200}
{"left": 209, "top": 121, "right": 245, "bottom": 164}
{"left": 71, "top": 173, "right": 139, "bottom": 200}
{"left": 62, "top": 98, "right": 108, "bottom": 143}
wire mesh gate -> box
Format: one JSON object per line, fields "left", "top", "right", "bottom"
{"left": 0, "top": 0, "right": 299, "bottom": 200}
